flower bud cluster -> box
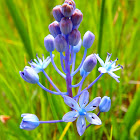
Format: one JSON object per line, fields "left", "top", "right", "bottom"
{"left": 44, "top": 0, "right": 83, "bottom": 52}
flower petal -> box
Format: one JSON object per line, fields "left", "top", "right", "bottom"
{"left": 62, "top": 111, "right": 79, "bottom": 122}
{"left": 111, "top": 67, "right": 121, "bottom": 72}
{"left": 95, "top": 54, "right": 105, "bottom": 67}
{"left": 85, "top": 97, "right": 101, "bottom": 111}
{"left": 108, "top": 72, "right": 120, "bottom": 82}
{"left": 76, "top": 116, "right": 86, "bottom": 136}
{"left": 43, "top": 57, "right": 51, "bottom": 69}
{"left": 79, "top": 90, "right": 89, "bottom": 108}
{"left": 85, "top": 113, "right": 102, "bottom": 125}
{"left": 105, "top": 53, "right": 112, "bottom": 64}
{"left": 64, "top": 96, "right": 80, "bottom": 111}
{"left": 98, "top": 67, "right": 107, "bottom": 73}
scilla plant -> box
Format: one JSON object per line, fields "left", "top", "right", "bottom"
{"left": 19, "top": 0, "right": 123, "bottom": 136}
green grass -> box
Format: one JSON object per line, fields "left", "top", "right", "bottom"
{"left": 0, "top": 0, "right": 140, "bottom": 139}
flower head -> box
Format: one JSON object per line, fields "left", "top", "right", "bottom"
{"left": 62, "top": 91, "right": 101, "bottom": 136}
{"left": 19, "top": 66, "right": 39, "bottom": 84}
{"left": 29, "top": 54, "right": 54, "bottom": 73}
{"left": 95, "top": 53, "right": 123, "bottom": 82}
{"left": 20, "top": 114, "right": 40, "bottom": 130}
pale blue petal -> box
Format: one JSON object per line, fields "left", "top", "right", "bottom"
{"left": 43, "top": 55, "right": 54, "bottom": 69}
{"left": 62, "top": 111, "right": 79, "bottom": 122}
{"left": 85, "top": 113, "right": 102, "bottom": 125}
{"left": 108, "top": 72, "right": 120, "bottom": 82}
{"left": 105, "top": 53, "right": 112, "bottom": 64}
{"left": 76, "top": 116, "right": 86, "bottom": 136}
{"left": 95, "top": 54, "right": 105, "bottom": 67}
{"left": 79, "top": 90, "right": 89, "bottom": 108}
{"left": 98, "top": 67, "right": 107, "bottom": 73}
{"left": 108, "top": 72, "right": 120, "bottom": 78}
{"left": 85, "top": 97, "right": 101, "bottom": 111}
{"left": 64, "top": 96, "right": 80, "bottom": 111}
{"left": 42, "top": 59, "right": 51, "bottom": 69}
{"left": 111, "top": 67, "right": 121, "bottom": 72}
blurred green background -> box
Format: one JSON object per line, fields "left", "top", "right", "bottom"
{"left": 0, "top": 0, "right": 140, "bottom": 139}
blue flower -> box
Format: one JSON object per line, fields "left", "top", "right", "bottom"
{"left": 19, "top": 66, "right": 39, "bottom": 84}
{"left": 95, "top": 53, "right": 123, "bottom": 82}
{"left": 99, "top": 96, "right": 111, "bottom": 112}
{"left": 20, "top": 114, "right": 40, "bottom": 130}
{"left": 62, "top": 91, "right": 101, "bottom": 136}
{"left": 29, "top": 54, "right": 54, "bottom": 73}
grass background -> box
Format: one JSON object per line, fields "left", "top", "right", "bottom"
{"left": 0, "top": 0, "right": 140, "bottom": 139}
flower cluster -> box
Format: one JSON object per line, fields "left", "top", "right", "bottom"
{"left": 19, "top": 0, "right": 122, "bottom": 136}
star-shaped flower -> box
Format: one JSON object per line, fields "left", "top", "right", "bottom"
{"left": 95, "top": 53, "right": 123, "bottom": 82}
{"left": 29, "top": 54, "right": 54, "bottom": 73}
{"left": 62, "top": 90, "right": 101, "bottom": 136}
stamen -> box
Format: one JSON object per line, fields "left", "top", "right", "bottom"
{"left": 107, "top": 52, "right": 111, "bottom": 56}
{"left": 118, "top": 64, "right": 123, "bottom": 69}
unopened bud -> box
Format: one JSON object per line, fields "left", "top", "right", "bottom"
{"left": 61, "top": 3, "right": 74, "bottom": 17}
{"left": 19, "top": 66, "right": 39, "bottom": 84}
{"left": 49, "top": 21, "right": 61, "bottom": 37}
{"left": 53, "top": 5, "right": 64, "bottom": 22}
{"left": 71, "top": 9, "right": 83, "bottom": 26}
{"left": 54, "top": 34, "right": 67, "bottom": 52}
{"left": 83, "top": 31, "right": 95, "bottom": 49}
{"left": 68, "top": 29, "right": 81, "bottom": 46}
{"left": 44, "top": 35, "right": 55, "bottom": 52}
{"left": 83, "top": 54, "right": 97, "bottom": 72}
{"left": 60, "top": 17, "right": 73, "bottom": 35}
{"left": 64, "top": 0, "right": 76, "bottom": 10}
{"left": 99, "top": 96, "right": 111, "bottom": 112}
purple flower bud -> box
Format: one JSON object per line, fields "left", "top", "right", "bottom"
{"left": 49, "top": 21, "right": 61, "bottom": 37}
{"left": 64, "top": 0, "right": 76, "bottom": 10}
{"left": 61, "top": 3, "right": 75, "bottom": 17}
{"left": 19, "top": 66, "right": 39, "bottom": 84}
{"left": 71, "top": 9, "right": 83, "bottom": 26}
{"left": 44, "top": 35, "right": 55, "bottom": 52}
{"left": 99, "top": 96, "right": 111, "bottom": 112}
{"left": 68, "top": 29, "right": 81, "bottom": 46}
{"left": 54, "top": 34, "right": 67, "bottom": 52}
{"left": 83, "top": 31, "right": 95, "bottom": 49}
{"left": 83, "top": 54, "right": 97, "bottom": 72}
{"left": 53, "top": 5, "right": 64, "bottom": 22}
{"left": 73, "top": 39, "right": 82, "bottom": 53}
{"left": 60, "top": 17, "right": 73, "bottom": 35}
